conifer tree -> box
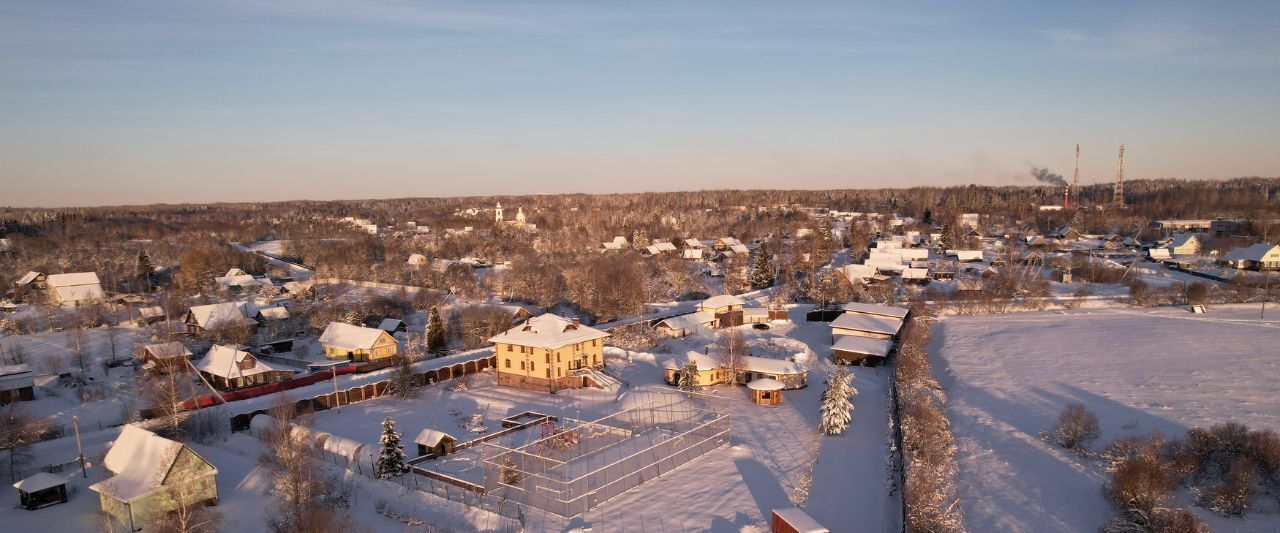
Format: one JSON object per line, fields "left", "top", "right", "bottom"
{"left": 376, "top": 416, "right": 407, "bottom": 478}
{"left": 677, "top": 359, "right": 701, "bottom": 392}
{"left": 749, "top": 241, "right": 775, "bottom": 290}
{"left": 427, "top": 306, "right": 446, "bottom": 355}
{"left": 819, "top": 366, "right": 857, "bottom": 435}
{"left": 136, "top": 249, "right": 155, "bottom": 291}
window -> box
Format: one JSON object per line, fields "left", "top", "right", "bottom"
{"left": 519, "top": 361, "right": 525, "bottom": 370}
{"left": 506, "top": 344, "right": 512, "bottom": 352}
{"left": 557, "top": 368, "right": 562, "bottom": 377}
{"left": 545, "top": 353, "right": 550, "bottom": 363}
{"left": 592, "top": 339, "right": 598, "bottom": 347}
{"left": 545, "top": 368, "right": 551, "bottom": 378}
{"left": 505, "top": 359, "right": 511, "bottom": 369}
{"left": 556, "top": 353, "right": 561, "bottom": 362}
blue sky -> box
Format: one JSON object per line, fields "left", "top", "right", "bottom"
{"left": 2, "top": 1, "right": 1278, "bottom": 207}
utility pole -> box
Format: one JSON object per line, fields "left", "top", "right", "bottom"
{"left": 1071, "top": 143, "right": 1080, "bottom": 208}
{"left": 1113, "top": 144, "right": 1126, "bottom": 208}
{"left": 332, "top": 366, "right": 341, "bottom": 413}
{"left": 72, "top": 415, "right": 86, "bottom": 478}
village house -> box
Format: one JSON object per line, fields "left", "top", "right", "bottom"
{"left": 1223, "top": 243, "right": 1280, "bottom": 270}
{"left": 661, "top": 350, "right": 808, "bottom": 389}
{"left": 0, "top": 364, "right": 35, "bottom": 404}
{"left": 487, "top": 313, "right": 610, "bottom": 392}
{"left": 14, "top": 271, "right": 46, "bottom": 290}
{"left": 601, "top": 236, "right": 629, "bottom": 252}
{"left": 1166, "top": 234, "right": 1201, "bottom": 256}
{"left": 45, "top": 272, "right": 105, "bottom": 306}
{"left": 183, "top": 301, "right": 256, "bottom": 336}
{"left": 282, "top": 280, "right": 317, "bottom": 300}
{"left": 830, "top": 303, "right": 908, "bottom": 341}
{"left": 318, "top": 322, "right": 398, "bottom": 362}
{"left": 1150, "top": 219, "right": 1212, "bottom": 235}
{"left": 193, "top": 345, "right": 294, "bottom": 390}
{"left": 652, "top": 312, "right": 715, "bottom": 338}
{"left": 406, "top": 253, "right": 428, "bottom": 269}
{"left": 1055, "top": 227, "right": 1082, "bottom": 241}
{"left": 698, "top": 294, "right": 746, "bottom": 328}
{"left": 89, "top": 425, "right": 219, "bottom": 532}
{"left": 136, "top": 305, "right": 165, "bottom": 325}
{"left": 139, "top": 341, "right": 193, "bottom": 373}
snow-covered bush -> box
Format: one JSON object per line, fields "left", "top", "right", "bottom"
{"left": 1052, "top": 402, "right": 1101, "bottom": 455}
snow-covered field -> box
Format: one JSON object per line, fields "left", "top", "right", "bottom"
{"left": 933, "top": 305, "right": 1280, "bottom": 532}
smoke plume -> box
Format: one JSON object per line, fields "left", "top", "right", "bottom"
{"left": 1030, "top": 166, "right": 1068, "bottom": 187}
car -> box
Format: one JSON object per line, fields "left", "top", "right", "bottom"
{"left": 752, "top": 323, "right": 770, "bottom": 330}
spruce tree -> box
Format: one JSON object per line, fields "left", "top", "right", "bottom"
{"left": 819, "top": 366, "right": 857, "bottom": 435}
{"left": 749, "top": 241, "right": 775, "bottom": 290}
{"left": 677, "top": 359, "right": 700, "bottom": 392}
{"left": 376, "top": 416, "right": 407, "bottom": 478}
{"left": 136, "top": 249, "right": 155, "bottom": 291}
{"left": 426, "top": 306, "right": 446, "bottom": 355}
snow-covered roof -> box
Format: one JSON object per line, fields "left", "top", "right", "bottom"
{"left": 837, "top": 264, "right": 877, "bottom": 284}
{"left": 832, "top": 336, "right": 894, "bottom": 357}
{"left": 257, "top": 306, "right": 290, "bottom": 320}
{"left": 1225, "top": 243, "right": 1280, "bottom": 262}
{"left": 902, "top": 267, "right": 930, "bottom": 280}
{"left": 378, "top": 318, "right": 406, "bottom": 331}
{"left": 729, "top": 244, "right": 750, "bottom": 254}
{"left": 15, "top": 271, "right": 41, "bottom": 285}
{"left": 841, "top": 302, "right": 909, "bottom": 319}
{"left": 1168, "top": 234, "right": 1199, "bottom": 250}
{"left": 831, "top": 313, "right": 904, "bottom": 336}
{"left": 954, "top": 250, "right": 984, "bottom": 262}
{"left": 653, "top": 242, "right": 677, "bottom": 252}
{"left": 772, "top": 507, "right": 827, "bottom": 533}
{"left": 655, "top": 312, "right": 714, "bottom": 331}
{"left": 661, "top": 351, "right": 719, "bottom": 372}
{"left": 700, "top": 294, "right": 745, "bottom": 310}
{"left": 90, "top": 425, "right": 192, "bottom": 502}
{"left": 138, "top": 306, "right": 165, "bottom": 319}
{"left": 45, "top": 272, "right": 104, "bottom": 302}
{"left": 413, "top": 428, "right": 455, "bottom": 447}
{"left": 406, "top": 253, "right": 428, "bottom": 265}
{"left": 1148, "top": 248, "right": 1171, "bottom": 260}
{"left": 224, "top": 268, "right": 247, "bottom": 277}
{"left": 741, "top": 354, "right": 805, "bottom": 375}
{"left": 487, "top": 313, "right": 610, "bottom": 349}
{"left": 12, "top": 472, "right": 65, "bottom": 493}
{"left": 214, "top": 274, "right": 262, "bottom": 288}
{"left": 194, "top": 345, "right": 288, "bottom": 380}
{"left": 644, "top": 245, "right": 661, "bottom": 255}
{"left": 144, "top": 341, "right": 192, "bottom": 359}
{"left": 0, "top": 364, "right": 31, "bottom": 377}
{"left": 682, "top": 248, "right": 704, "bottom": 259}
{"left": 186, "top": 301, "right": 254, "bottom": 329}
{"left": 747, "top": 377, "right": 785, "bottom": 391}
{"left": 683, "top": 238, "right": 704, "bottom": 249}
{"left": 743, "top": 307, "right": 769, "bottom": 318}
{"left": 319, "top": 322, "right": 392, "bottom": 351}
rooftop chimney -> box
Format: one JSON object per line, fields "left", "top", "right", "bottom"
{"left": 571, "top": 317, "right": 580, "bottom": 328}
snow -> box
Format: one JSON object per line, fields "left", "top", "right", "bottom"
{"left": 934, "top": 305, "right": 1280, "bottom": 532}
{"left": 193, "top": 345, "right": 291, "bottom": 380}
{"left": 12, "top": 472, "right": 66, "bottom": 493}
{"left": 773, "top": 507, "right": 829, "bottom": 532}
{"left": 89, "top": 425, "right": 187, "bottom": 502}
{"left": 185, "top": 301, "right": 254, "bottom": 329}
{"left": 486, "top": 313, "right": 610, "bottom": 349}
{"left": 841, "top": 302, "right": 910, "bottom": 319}
{"left": 701, "top": 294, "right": 747, "bottom": 310}
{"left": 318, "top": 322, "right": 389, "bottom": 351}
{"left": 830, "top": 313, "right": 904, "bottom": 336}
{"left": 747, "top": 377, "right": 785, "bottom": 391}
{"left": 831, "top": 335, "right": 893, "bottom": 358}
{"left": 412, "top": 428, "right": 453, "bottom": 447}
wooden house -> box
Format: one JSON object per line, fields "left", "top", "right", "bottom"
{"left": 90, "top": 425, "right": 218, "bottom": 532}
{"left": 318, "top": 322, "right": 398, "bottom": 362}
{"left": 183, "top": 302, "right": 255, "bottom": 337}
{"left": 193, "top": 345, "right": 293, "bottom": 390}
{"left": 1167, "top": 234, "right": 1201, "bottom": 256}
{"left": 413, "top": 429, "right": 456, "bottom": 458}
{"left": 136, "top": 306, "right": 165, "bottom": 325}
{"left": 1223, "top": 243, "right": 1280, "bottom": 270}
{"left": 653, "top": 312, "right": 715, "bottom": 338}
{"left": 0, "top": 364, "right": 34, "bottom": 404}
{"left": 140, "top": 341, "right": 193, "bottom": 372}
{"left": 698, "top": 294, "right": 746, "bottom": 328}
{"left": 14, "top": 271, "right": 46, "bottom": 290}
{"left": 1056, "top": 226, "right": 1082, "bottom": 241}
{"left": 488, "top": 314, "right": 610, "bottom": 392}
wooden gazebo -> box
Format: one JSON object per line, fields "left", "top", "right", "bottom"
{"left": 13, "top": 472, "right": 68, "bottom": 510}
{"left": 747, "top": 378, "right": 785, "bottom": 406}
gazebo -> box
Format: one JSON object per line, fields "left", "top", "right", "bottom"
{"left": 747, "top": 378, "right": 785, "bottom": 405}
{"left": 13, "top": 472, "right": 68, "bottom": 510}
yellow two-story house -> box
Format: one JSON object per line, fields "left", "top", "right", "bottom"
{"left": 319, "top": 322, "right": 398, "bottom": 362}
{"left": 488, "top": 314, "right": 610, "bottom": 392}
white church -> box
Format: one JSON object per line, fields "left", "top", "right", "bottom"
{"left": 495, "top": 202, "right": 535, "bottom": 231}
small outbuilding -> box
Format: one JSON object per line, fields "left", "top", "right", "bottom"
{"left": 13, "top": 472, "right": 68, "bottom": 510}
{"left": 771, "top": 507, "right": 829, "bottom": 533}
{"left": 832, "top": 336, "right": 894, "bottom": 365}
{"left": 377, "top": 318, "right": 409, "bottom": 334}
{"left": 653, "top": 312, "right": 714, "bottom": 338}
{"left": 140, "top": 342, "right": 193, "bottom": 373}
{"left": 413, "top": 429, "right": 457, "bottom": 458}
{"left": 0, "top": 364, "right": 35, "bottom": 404}
{"left": 747, "top": 378, "right": 785, "bottom": 405}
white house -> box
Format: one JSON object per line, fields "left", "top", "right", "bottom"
{"left": 1166, "top": 234, "right": 1201, "bottom": 256}
{"left": 1223, "top": 243, "right": 1280, "bottom": 270}
{"left": 45, "top": 272, "right": 104, "bottom": 305}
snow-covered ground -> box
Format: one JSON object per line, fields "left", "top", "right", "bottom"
{"left": 933, "top": 305, "right": 1280, "bottom": 532}
{"left": 1, "top": 307, "right": 896, "bottom": 532}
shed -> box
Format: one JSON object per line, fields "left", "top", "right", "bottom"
{"left": 771, "top": 507, "right": 829, "bottom": 533}
{"left": 413, "top": 429, "right": 457, "bottom": 458}
{"left": 0, "top": 364, "right": 35, "bottom": 404}
{"left": 830, "top": 312, "right": 904, "bottom": 341}
{"left": 378, "top": 318, "right": 408, "bottom": 334}
{"left": 747, "top": 378, "right": 784, "bottom": 405}
{"left": 653, "top": 312, "right": 714, "bottom": 337}
{"left": 136, "top": 306, "right": 165, "bottom": 325}
{"left": 13, "top": 472, "right": 68, "bottom": 510}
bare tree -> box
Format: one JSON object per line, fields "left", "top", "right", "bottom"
{"left": 143, "top": 447, "right": 222, "bottom": 533}
{"left": 258, "top": 400, "right": 358, "bottom": 533}
{"left": 714, "top": 329, "right": 748, "bottom": 385}
{"left": 68, "top": 327, "right": 90, "bottom": 374}
{"left": 0, "top": 404, "right": 39, "bottom": 481}
{"left": 143, "top": 367, "right": 197, "bottom": 440}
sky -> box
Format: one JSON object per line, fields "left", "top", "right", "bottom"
{"left": 2, "top": 1, "right": 1278, "bottom": 207}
